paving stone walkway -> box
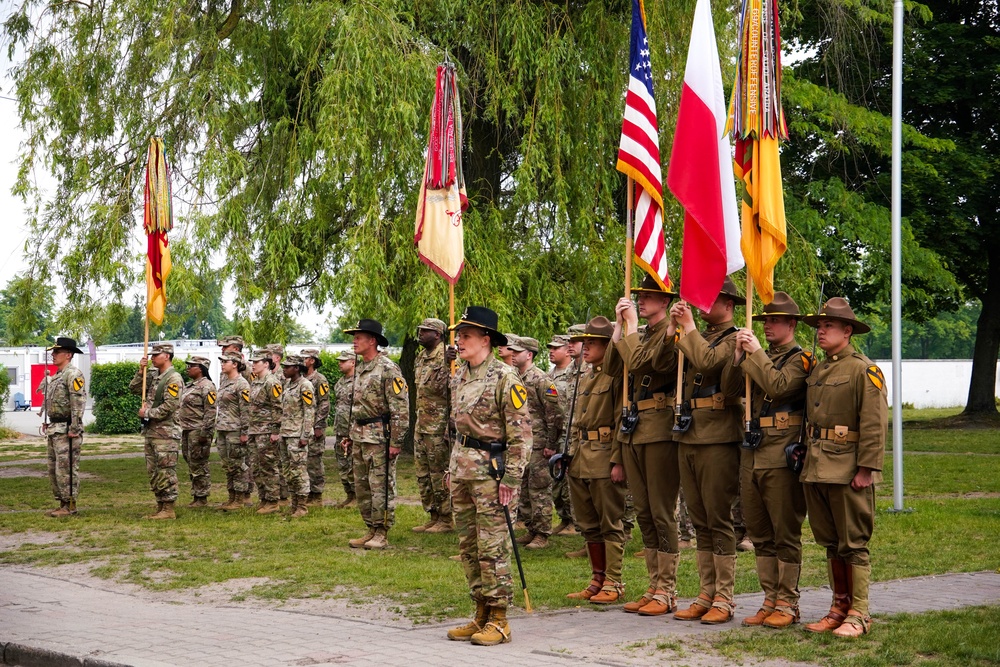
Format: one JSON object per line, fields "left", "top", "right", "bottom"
{"left": 2, "top": 567, "right": 998, "bottom": 667}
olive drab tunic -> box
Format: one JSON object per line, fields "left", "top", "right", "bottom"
{"left": 178, "top": 377, "right": 217, "bottom": 434}
{"left": 349, "top": 355, "right": 409, "bottom": 449}
{"left": 449, "top": 356, "right": 532, "bottom": 488}
{"left": 569, "top": 358, "right": 624, "bottom": 479}
{"left": 611, "top": 318, "right": 678, "bottom": 443}
{"left": 673, "top": 321, "right": 744, "bottom": 445}
{"left": 736, "top": 342, "right": 812, "bottom": 468}
{"left": 802, "top": 345, "right": 887, "bottom": 484}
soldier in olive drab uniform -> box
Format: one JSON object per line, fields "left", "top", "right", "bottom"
{"left": 332, "top": 351, "right": 357, "bottom": 508}
{"left": 279, "top": 355, "right": 315, "bottom": 518}
{"left": 799, "top": 298, "right": 887, "bottom": 638}
{"left": 247, "top": 352, "right": 284, "bottom": 514}
{"left": 41, "top": 337, "right": 87, "bottom": 517}
{"left": 564, "top": 317, "right": 630, "bottom": 604}
{"left": 510, "top": 336, "right": 563, "bottom": 550}
{"left": 412, "top": 318, "right": 453, "bottom": 534}
{"left": 728, "top": 293, "right": 811, "bottom": 628}
{"left": 178, "top": 356, "right": 217, "bottom": 507}
{"left": 611, "top": 274, "right": 683, "bottom": 616}
{"left": 131, "top": 343, "right": 183, "bottom": 520}
{"left": 342, "top": 319, "right": 410, "bottom": 550}
{"left": 216, "top": 352, "right": 252, "bottom": 511}
{"left": 445, "top": 306, "right": 531, "bottom": 646}
{"left": 302, "top": 349, "right": 331, "bottom": 507}
{"left": 546, "top": 334, "right": 578, "bottom": 536}
{"left": 668, "top": 277, "right": 745, "bottom": 624}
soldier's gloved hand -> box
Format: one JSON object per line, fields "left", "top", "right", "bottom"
{"left": 389, "top": 446, "right": 401, "bottom": 460}
{"left": 444, "top": 345, "right": 457, "bottom": 362}
{"left": 314, "top": 427, "right": 324, "bottom": 439}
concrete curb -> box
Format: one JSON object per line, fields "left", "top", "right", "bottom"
{"left": 1, "top": 641, "right": 130, "bottom": 667}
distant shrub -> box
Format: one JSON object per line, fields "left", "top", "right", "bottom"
{"left": 91, "top": 361, "right": 142, "bottom": 434}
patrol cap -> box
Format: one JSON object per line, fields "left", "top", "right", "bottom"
{"left": 417, "top": 318, "right": 446, "bottom": 335}
{"left": 566, "top": 324, "right": 586, "bottom": 336}
{"left": 547, "top": 335, "right": 570, "bottom": 348}
{"left": 248, "top": 351, "right": 270, "bottom": 363}
{"left": 265, "top": 344, "right": 285, "bottom": 357}
{"left": 503, "top": 334, "right": 523, "bottom": 351}
{"left": 217, "top": 335, "right": 245, "bottom": 349}
{"left": 281, "top": 354, "right": 307, "bottom": 367}
{"left": 149, "top": 343, "right": 174, "bottom": 356}
{"left": 188, "top": 355, "right": 213, "bottom": 367}
{"left": 336, "top": 350, "right": 356, "bottom": 362}
{"left": 217, "top": 352, "right": 243, "bottom": 365}
{"left": 508, "top": 336, "right": 539, "bottom": 353}
{"left": 300, "top": 348, "right": 323, "bottom": 368}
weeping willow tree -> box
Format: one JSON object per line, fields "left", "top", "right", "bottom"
{"left": 1, "top": 0, "right": 732, "bottom": 346}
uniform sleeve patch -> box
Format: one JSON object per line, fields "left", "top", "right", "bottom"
{"left": 302, "top": 390, "right": 314, "bottom": 405}
{"left": 272, "top": 384, "right": 283, "bottom": 398}
{"left": 207, "top": 391, "right": 217, "bottom": 405}
{"left": 392, "top": 377, "right": 406, "bottom": 395}
{"left": 240, "top": 390, "right": 249, "bottom": 403}
{"left": 510, "top": 384, "right": 528, "bottom": 410}
{"left": 250, "top": 373, "right": 257, "bottom": 381}
{"left": 545, "top": 383, "right": 559, "bottom": 397}
{"left": 72, "top": 377, "right": 84, "bottom": 392}
{"left": 867, "top": 365, "right": 885, "bottom": 391}
{"left": 167, "top": 383, "right": 180, "bottom": 398}
{"left": 319, "top": 382, "right": 329, "bottom": 396}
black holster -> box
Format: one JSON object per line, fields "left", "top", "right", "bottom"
{"left": 488, "top": 442, "right": 508, "bottom": 482}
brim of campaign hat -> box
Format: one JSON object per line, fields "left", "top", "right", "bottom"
{"left": 800, "top": 313, "right": 871, "bottom": 334}
{"left": 343, "top": 327, "right": 389, "bottom": 348}
{"left": 450, "top": 321, "right": 507, "bottom": 347}
{"left": 47, "top": 337, "right": 84, "bottom": 355}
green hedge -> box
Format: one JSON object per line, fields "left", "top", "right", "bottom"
{"left": 91, "top": 359, "right": 188, "bottom": 434}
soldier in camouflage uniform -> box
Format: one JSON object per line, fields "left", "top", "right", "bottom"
{"left": 342, "top": 320, "right": 409, "bottom": 549}
{"left": 497, "top": 334, "right": 518, "bottom": 366}
{"left": 332, "top": 351, "right": 357, "bottom": 508}
{"left": 218, "top": 335, "right": 254, "bottom": 384}
{"left": 279, "top": 355, "right": 315, "bottom": 518}
{"left": 131, "top": 343, "right": 183, "bottom": 520}
{"left": 216, "top": 352, "right": 252, "bottom": 511}
{"left": 445, "top": 306, "right": 531, "bottom": 646}
{"left": 546, "top": 334, "right": 578, "bottom": 536}
{"left": 265, "top": 344, "right": 291, "bottom": 505}
{"left": 412, "top": 318, "right": 453, "bottom": 534}
{"left": 41, "top": 337, "right": 87, "bottom": 517}
{"left": 247, "top": 352, "right": 284, "bottom": 514}
{"left": 177, "top": 356, "right": 216, "bottom": 507}
{"left": 302, "top": 349, "right": 331, "bottom": 507}
{"left": 510, "top": 336, "right": 562, "bottom": 550}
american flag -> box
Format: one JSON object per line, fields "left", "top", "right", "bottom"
{"left": 616, "top": 0, "right": 670, "bottom": 291}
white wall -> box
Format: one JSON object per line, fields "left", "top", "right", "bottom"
{"left": 875, "top": 359, "right": 1000, "bottom": 408}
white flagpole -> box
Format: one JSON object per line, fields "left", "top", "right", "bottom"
{"left": 890, "top": 0, "right": 905, "bottom": 512}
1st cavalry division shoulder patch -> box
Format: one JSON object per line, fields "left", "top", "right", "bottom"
{"left": 72, "top": 377, "right": 84, "bottom": 392}
{"left": 167, "top": 383, "right": 180, "bottom": 398}
{"left": 272, "top": 384, "right": 283, "bottom": 398}
{"left": 207, "top": 391, "right": 217, "bottom": 405}
{"left": 302, "top": 390, "right": 314, "bottom": 405}
{"left": 240, "top": 390, "right": 249, "bottom": 403}
{"left": 392, "top": 377, "right": 406, "bottom": 395}
{"left": 866, "top": 365, "right": 885, "bottom": 391}
{"left": 510, "top": 384, "right": 528, "bottom": 410}
{"left": 319, "top": 382, "right": 329, "bottom": 396}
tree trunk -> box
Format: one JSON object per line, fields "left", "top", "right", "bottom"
{"left": 964, "top": 269, "right": 1000, "bottom": 414}
{"left": 399, "top": 334, "right": 419, "bottom": 454}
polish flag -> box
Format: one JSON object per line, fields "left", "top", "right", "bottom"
{"left": 667, "top": 0, "right": 742, "bottom": 313}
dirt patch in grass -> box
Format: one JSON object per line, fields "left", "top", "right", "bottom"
{"left": 0, "top": 467, "right": 99, "bottom": 479}
{"left": 0, "top": 531, "right": 68, "bottom": 550}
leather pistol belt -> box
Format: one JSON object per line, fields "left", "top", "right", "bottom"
{"left": 456, "top": 433, "right": 491, "bottom": 452}
{"left": 355, "top": 414, "right": 388, "bottom": 426}
{"left": 808, "top": 424, "right": 860, "bottom": 443}
{"left": 635, "top": 392, "right": 669, "bottom": 411}
{"left": 687, "top": 395, "right": 742, "bottom": 410}
{"left": 48, "top": 417, "right": 71, "bottom": 424}
{"left": 754, "top": 415, "right": 803, "bottom": 428}
{"left": 578, "top": 429, "right": 613, "bottom": 443}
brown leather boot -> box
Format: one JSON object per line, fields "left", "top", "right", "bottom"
{"left": 46, "top": 500, "right": 67, "bottom": 517}
{"left": 218, "top": 491, "right": 235, "bottom": 509}
{"left": 291, "top": 495, "right": 309, "bottom": 518}
{"left": 524, "top": 534, "right": 549, "bottom": 550}
{"left": 553, "top": 520, "right": 577, "bottom": 536}
{"left": 412, "top": 511, "right": 439, "bottom": 533}
{"left": 256, "top": 501, "right": 280, "bottom": 515}
{"left": 49, "top": 500, "right": 74, "bottom": 518}
{"left": 363, "top": 528, "right": 389, "bottom": 550}
{"left": 832, "top": 563, "right": 872, "bottom": 637}
{"left": 567, "top": 542, "right": 606, "bottom": 600}
{"left": 349, "top": 527, "right": 376, "bottom": 548}
{"left": 591, "top": 582, "right": 624, "bottom": 605}
{"left": 220, "top": 491, "right": 242, "bottom": 511}
{"left": 144, "top": 502, "right": 164, "bottom": 519}
{"left": 447, "top": 600, "right": 489, "bottom": 641}
{"left": 674, "top": 593, "right": 713, "bottom": 621}
{"left": 624, "top": 587, "right": 656, "bottom": 613}
{"left": 763, "top": 602, "right": 799, "bottom": 628}
{"left": 564, "top": 546, "right": 588, "bottom": 558}
{"left": 188, "top": 497, "right": 208, "bottom": 508}
{"left": 148, "top": 501, "right": 176, "bottom": 520}
{"left": 471, "top": 607, "right": 511, "bottom": 646}
{"left": 742, "top": 604, "right": 776, "bottom": 626}
{"left": 805, "top": 558, "right": 851, "bottom": 633}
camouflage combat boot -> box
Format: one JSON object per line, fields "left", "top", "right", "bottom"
{"left": 470, "top": 607, "right": 511, "bottom": 646}
{"left": 256, "top": 500, "right": 280, "bottom": 515}
{"left": 424, "top": 517, "right": 454, "bottom": 534}
{"left": 447, "top": 600, "right": 488, "bottom": 641}
{"left": 524, "top": 534, "right": 548, "bottom": 550}
{"left": 349, "top": 527, "right": 376, "bottom": 548}
{"left": 46, "top": 500, "right": 69, "bottom": 517}
{"left": 188, "top": 497, "right": 208, "bottom": 508}
{"left": 291, "top": 496, "right": 309, "bottom": 518}
{"left": 217, "top": 491, "right": 235, "bottom": 509}
{"left": 144, "top": 502, "right": 164, "bottom": 519}
{"left": 148, "top": 501, "right": 176, "bottom": 520}
{"left": 306, "top": 492, "right": 323, "bottom": 508}
{"left": 412, "top": 511, "right": 439, "bottom": 533}
{"left": 363, "top": 528, "right": 389, "bottom": 550}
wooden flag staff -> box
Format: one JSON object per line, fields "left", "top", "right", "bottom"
{"left": 623, "top": 176, "right": 634, "bottom": 408}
